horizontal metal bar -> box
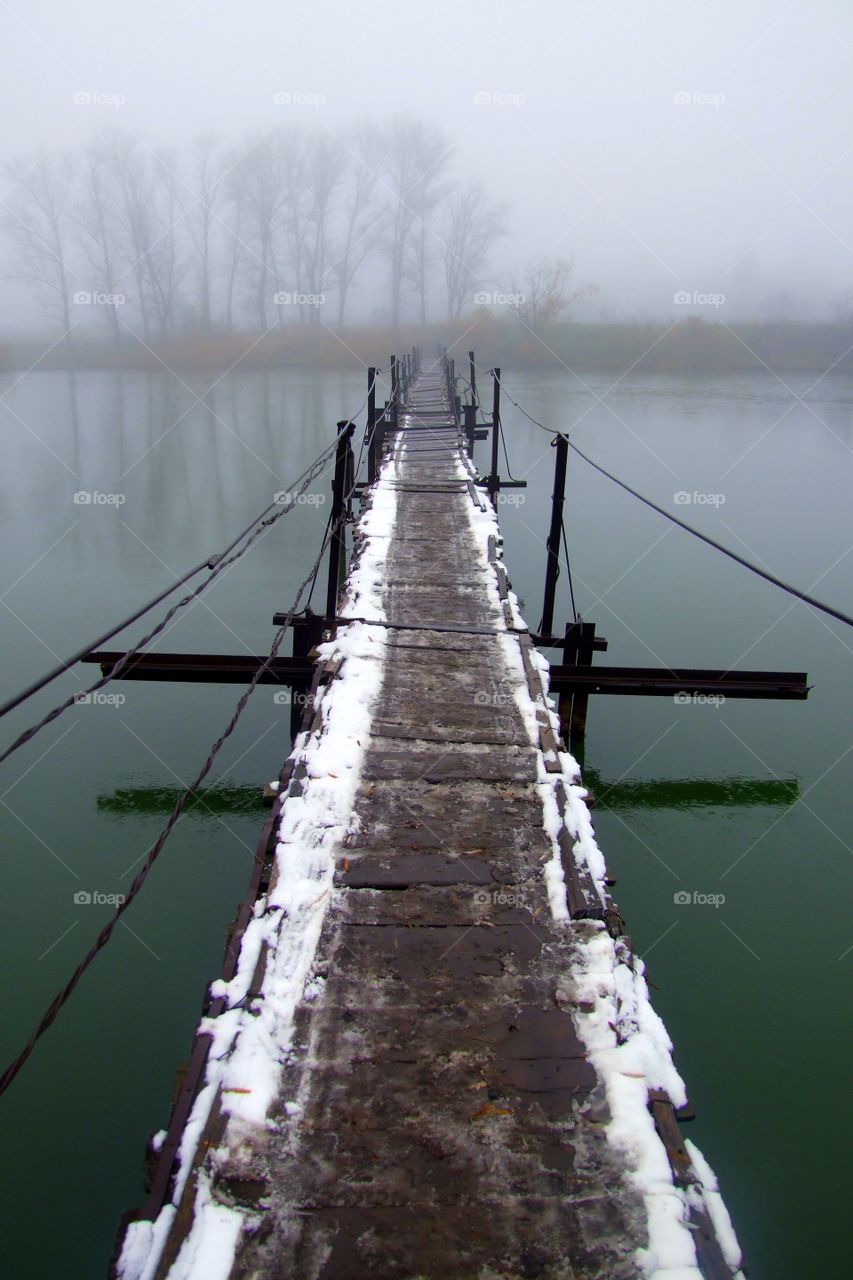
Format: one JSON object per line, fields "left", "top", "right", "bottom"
{"left": 82, "top": 651, "right": 313, "bottom": 684}
{"left": 82, "top": 652, "right": 809, "bottom": 700}
{"left": 265, "top": 618, "right": 607, "bottom": 649}
{"left": 548, "top": 664, "right": 809, "bottom": 699}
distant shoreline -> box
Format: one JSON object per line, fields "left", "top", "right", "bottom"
{"left": 2, "top": 317, "right": 853, "bottom": 376}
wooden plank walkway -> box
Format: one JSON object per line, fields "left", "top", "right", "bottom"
{"left": 115, "top": 368, "right": 742, "bottom": 1280}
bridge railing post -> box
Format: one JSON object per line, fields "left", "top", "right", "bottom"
{"left": 344, "top": 426, "right": 355, "bottom": 521}
{"left": 326, "top": 419, "right": 356, "bottom": 620}
{"left": 488, "top": 367, "right": 501, "bottom": 500}
{"left": 290, "top": 608, "right": 324, "bottom": 740}
{"left": 390, "top": 355, "right": 399, "bottom": 431}
{"left": 561, "top": 619, "right": 597, "bottom": 756}
{"left": 463, "top": 402, "right": 476, "bottom": 458}
{"left": 366, "top": 367, "right": 378, "bottom": 485}
{"left": 541, "top": 434, "right": 569, "bottom": 638}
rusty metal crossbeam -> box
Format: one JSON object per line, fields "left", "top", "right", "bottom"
{"left": 82, "top": 651, "right": 313, "bottom": 683}
{"left": 548, "top": 664, "right": 809, "bottom": 699}
{"left": 82, "top": 650, "right": 809, "bottom": 701}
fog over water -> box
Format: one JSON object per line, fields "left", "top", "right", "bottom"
{"left": 2, "top": 0, "right": 853, "bottom": 334}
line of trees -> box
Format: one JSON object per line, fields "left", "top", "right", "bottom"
{"left": 2, "top": 118, "right": 521, "bottom": 342}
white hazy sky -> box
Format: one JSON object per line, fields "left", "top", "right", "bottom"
{"left": 2, "top": 0, "right": 853, "bottom": 320}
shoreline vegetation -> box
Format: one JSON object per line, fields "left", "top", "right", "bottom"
{"left": 3, "top": 316, "right": 853, "bottom": 376}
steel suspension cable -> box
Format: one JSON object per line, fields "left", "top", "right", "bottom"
{"left": 0, "top": 436, "right": 341, "bottom": 728}
{"left": 0, "top": 444, "right": 339, "bottom": 768}
{"left": 489, "top": 371, "right": 853, "bottom": 630}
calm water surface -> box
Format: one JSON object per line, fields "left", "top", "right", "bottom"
{"left": 0, "top": 362, "right": 850, "bottom": 1278}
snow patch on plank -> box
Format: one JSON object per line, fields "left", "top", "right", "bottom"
{"left": 167, "top": 1172, "right": 244, "bottom": 1280}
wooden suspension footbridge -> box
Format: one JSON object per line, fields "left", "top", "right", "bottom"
{"left": 89, "top": 347, "right": 811, "bottom": 1278}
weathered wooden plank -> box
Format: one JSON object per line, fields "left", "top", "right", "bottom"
{"left": 338, "top": 855, "right": 497, "bottom": 887}
{"left": 335, "top": 884, "right": 545, "bottom": 927}
{"left": 362, "top": 741, "right": 539, "bottom": 782}
{"left": 344, "top": 778, "right": 548, "bottom": 855}
{"left": 382, "top": 587, "right": 502, "bottom": 629}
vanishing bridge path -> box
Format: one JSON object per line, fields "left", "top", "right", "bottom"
{"left": 113, "top": 360, "right": 743, "bottom": 1279}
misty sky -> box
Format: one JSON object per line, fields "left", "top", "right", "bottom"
{"left": 2, "top": 0, "right": 853, "bottom": 322}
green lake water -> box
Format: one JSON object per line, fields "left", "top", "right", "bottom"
{"left": 0, "top": 360, "right": 850, "bottom": 1278}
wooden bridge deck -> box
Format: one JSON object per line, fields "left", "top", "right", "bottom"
{"left": 115, "top": 369, "right": 741, "bottom": 1280}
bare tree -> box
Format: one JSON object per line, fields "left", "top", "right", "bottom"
{"left": 511, "top": 257, "right": 595, "bottom": 331}
{"left": 99, "top": 134, "right": 156, "bottom": 338}
{"left": 233, "top": 130, "right": 293, "bottom": 330}
{"left": 273, "top": 131, "right": 309, "bottom": 326}
{"left": 443, "top": 181, "right": 506, "bottom": 319}
{"left": 380, "top": 118, "right": 425, "bottom": 325}
{"left": 303, "top": 137, "right": 340, "bottom": 325}
{"left": 221, "top": 161, "right": 248, "bottom": 333}
{"left": 74, "top": 139, "right": 126, "bottom": 343}
{"left": 179, "top": 135, "right": 225, "bottom": 332}
{"left": 404, "top": 123, "right": 454, "bottom": 325}
{"left": 2, "top": 151, "right": 77, "bottom": 342}
{"left": 144, "top": 150, "right": 188, "bottom": 338}
{"left": 331, "top": 124, "right": 384, "bottom": 327}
